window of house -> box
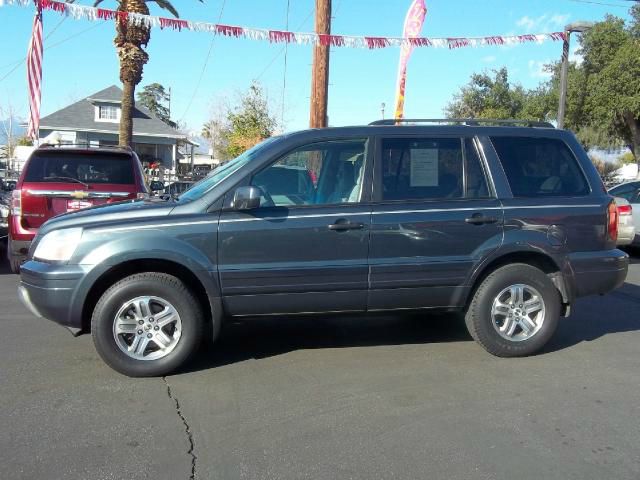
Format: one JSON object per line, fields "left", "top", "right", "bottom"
{"left": 251, "top": 139, "right": 367, "bottom": 207}
{"left": 491, "top": 136, "right": 590, "bottom": 197}
{"left": 380, "top": 137, "right": 489, "bottom": 201}
{"left": 97, "top": 105, "right": 119, "bottom": 121}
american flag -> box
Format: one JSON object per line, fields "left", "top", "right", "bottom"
{"left": 26, "top": 3, "right": 43, "bottom": 141}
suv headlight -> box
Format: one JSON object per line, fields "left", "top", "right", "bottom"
{"left": 33, "top": 228, "right": 83, "bottom": 262}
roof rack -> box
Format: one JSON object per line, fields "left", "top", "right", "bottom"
{"left": 38, "top": 143, "right": 134, "bottom": 151}
{"left": 368, "top": 118, "right": 555, "bottom": 128}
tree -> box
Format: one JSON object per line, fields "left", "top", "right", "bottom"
{"left": 444, "top": 67, "right": 553, "bottom": 122}
{"left": 93, "top": 0, "right": 201, "bottom": 146}
{"left": 218, "top": 82, "right": 278, "bottom": 158}
{"left": 541, "top": 9, "right": 640, "bottom": 168}
{"left": 137, "top": 82, "right": 173, "bottom": 126}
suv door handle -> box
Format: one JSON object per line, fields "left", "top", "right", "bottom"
{"left": 465, "top": 213, "right": 499, "bottom": 225}
{"left": 328, "top": 219, "right": 365, "bottom": 231}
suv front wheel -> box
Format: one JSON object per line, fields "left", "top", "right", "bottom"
{"left": 465, "top": 263, "right": 560, "bottom": 357}
{"left": 92, "top": 273, "right": 204, "bottom": 377}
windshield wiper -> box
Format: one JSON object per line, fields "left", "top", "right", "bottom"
{"left": 43, "top": 176, "right": 89, "bottom": 188}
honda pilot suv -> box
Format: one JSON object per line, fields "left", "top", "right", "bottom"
{"left": 7, "top": 145, "right": 148, "bottom": 272}
{"left": 17, "top": 120, "right": 629, "bottom": 377}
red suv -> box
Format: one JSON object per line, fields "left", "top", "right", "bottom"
{"left": 7, "top": 145, "right": 148, "bottom": 273}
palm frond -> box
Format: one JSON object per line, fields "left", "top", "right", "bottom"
{"left": 149, "top": 0, "right": 179, "bottom": 18}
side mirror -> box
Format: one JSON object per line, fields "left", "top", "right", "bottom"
{"left": 233, "top": 186, "right": 262, "bottom": 211}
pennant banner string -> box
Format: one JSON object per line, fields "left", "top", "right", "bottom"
{"left": 0, "top": 0, "right": 567, "bottom": 50}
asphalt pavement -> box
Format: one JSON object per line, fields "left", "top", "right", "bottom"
{"left": 1, "top": 253, "right": 639, "bottom": 480}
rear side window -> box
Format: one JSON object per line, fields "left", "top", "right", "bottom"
{"left": 491, "top": 137, "right": 589, "bottom": 197}
{"left": 380, "top": 137, "right": 490, "bottom": 201}
{"left": 24, "top": 152, "right": 135, "bottom": 184}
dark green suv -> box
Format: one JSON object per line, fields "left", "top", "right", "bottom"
{"left": 18, "top": 120, "right": 629, "bottom": 376}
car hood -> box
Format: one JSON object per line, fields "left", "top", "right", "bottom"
{"left": 38, "top": 198, "right": 175, "bottom": 235}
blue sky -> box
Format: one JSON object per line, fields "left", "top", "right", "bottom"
{"left": 0, "top": 0, "right": 635, "bottom": 134}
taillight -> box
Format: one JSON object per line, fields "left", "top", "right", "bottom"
{"left": 607, "top": 200, "right": 618, "bottom": 243}
{"left": 617, "top": 204, "right": 632, "bottom": 216}
{"left": 10, "top": 189, "right": 21, "bottom": 216}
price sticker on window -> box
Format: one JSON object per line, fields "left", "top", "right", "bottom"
{"left": 410, "top": 148, "right": 439, "bottom": 187}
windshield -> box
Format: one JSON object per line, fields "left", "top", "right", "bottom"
{"left": 178, "top": 137, "right": 278, "bottom": 203}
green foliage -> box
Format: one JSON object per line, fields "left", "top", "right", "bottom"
{"left": 618, "top": 151, "right": 636, "bottom": 165}
{"left": 563, "top": 11, "right": 640, "bottom": 161}
{"left": 222, "top": 82, "right": 278, "bottom": 158}
{"left": 16, "top": 137, "right": 33, "bottom": 146}
{"left": 444, "top": 67, "right": 554, "bottom": 122}
{"left": 137, "top": 82, "right": 173, "bottom": 126}
{"left": 447, "top": 6, "right": 640, "bottom": 167}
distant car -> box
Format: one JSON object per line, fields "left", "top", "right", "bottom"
{"left": 192, "top": 165, "right": 212, "bottom": 179}
{"left": 609, "top": 181, "right": 639, "bottom": 246}
{"left": 613, "top": 197, "right": 636, "bottom": 246}
{"left": 148, "top": 180, "right": 165, "bottom": 195}
{"left": 163, "top": 181, "right": 194, "bottom": 197}
{"left": 3, "top": 179, "right": 17, "bottom": 191}
{"left": 7, "top": 144, "right": 149, "bottom": 273}
{"left": 0, "top": 197, "right": 8, "bottom": 239}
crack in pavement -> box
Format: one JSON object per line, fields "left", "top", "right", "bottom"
{"left": 163, "top": 376, "right": 197, "bottom": 480}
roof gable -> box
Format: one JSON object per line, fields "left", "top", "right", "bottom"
{"left": 40, "top": 85, "right": 186, "bottom": 139}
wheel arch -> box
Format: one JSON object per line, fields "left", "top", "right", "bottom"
{"left": 81, "top": 258, "right": 222, "bottom": 336}
{"left": 465, "top": 249, "right": 570, "bottom": 312}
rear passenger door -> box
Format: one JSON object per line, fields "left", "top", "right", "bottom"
{"left": 368, "top": 136, "right": 503, "bottom": 311}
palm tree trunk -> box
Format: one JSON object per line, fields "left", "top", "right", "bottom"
{"left": 115, "top": 0, "right": 150, "bottom": 147}
{"left": 120, "top": 80, "right": 135, "bottom": 146}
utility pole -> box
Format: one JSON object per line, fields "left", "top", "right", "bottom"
{"left": 309, "top": 0, "right": 331, "bottom": 128}
{"left": 558, "top": 21, "right": 594, "bottom": 129}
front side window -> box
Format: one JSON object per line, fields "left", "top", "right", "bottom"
{"left": 251, "top": 139, "right": 367, "bottom": 207}
{"left": 491, "top": 136, "right": 590, "bottom": 197}
{"left": 380, "top": 137, "right": 489, "bottom": 201}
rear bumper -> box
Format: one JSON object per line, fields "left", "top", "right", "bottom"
{"left": 568, "top": 249, "right": 629, "bottom": 298}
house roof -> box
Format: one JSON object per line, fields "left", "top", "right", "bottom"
{"left": 40, "top": 85, "right": 187, "bottom": 140}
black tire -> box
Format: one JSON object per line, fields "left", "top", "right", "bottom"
{"left": 6, "top": 238, "right": 20, "bottom": 274}
{"left": 465, "top": 263, "right": 560, "bottom": 357}
{"left": 91, "top": 273, "right": 204, "bottom": 377}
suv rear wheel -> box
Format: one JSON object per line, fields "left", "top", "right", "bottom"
{"left": 91, "top": 273, "right": 203, "bottom": 377}
{"left": 465, "top": 263, "right": 560, "bottom": 357}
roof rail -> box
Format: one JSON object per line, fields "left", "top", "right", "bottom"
{"left": 368, "top": 118, "right": 555, "bottom": 128}
{"left": 38, "top": 143, "right": 134, "bottom": 151}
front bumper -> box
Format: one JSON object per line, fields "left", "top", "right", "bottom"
{"left": 18, "top": 260, "right": 87, "bottom": 331}
{"left": 568, "top": 249, "right": 629, "bottom": 298}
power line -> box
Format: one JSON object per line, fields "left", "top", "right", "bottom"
{"left": 256, "top": 8, "right": 315, "bottom": 80}
{"left": 178, "top": 0, "right": 228, "bottom": 123}
{"left": 0, "top": 21, "right": 107, "bottom": 84}
{"left": 567, "top": 0, "right": 636, "bottom": 7}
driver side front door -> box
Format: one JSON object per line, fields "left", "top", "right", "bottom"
{"left": 217, "top": 138, "right": 373, "bottom": 316}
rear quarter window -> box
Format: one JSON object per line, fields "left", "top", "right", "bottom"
{"left": 24, "top": 151, "right": 135, "bottom": 185}
{"left": 490, "top": 137, "right": 590, "bottom": 197}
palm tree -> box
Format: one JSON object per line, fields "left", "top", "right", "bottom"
{"left": 93, "top": 1, "right": 200, "bottom": 146}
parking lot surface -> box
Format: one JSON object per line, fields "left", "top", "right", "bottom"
{"left": 1, "top": 254, "right": 639, "bottom": 480}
